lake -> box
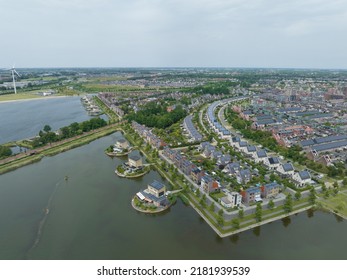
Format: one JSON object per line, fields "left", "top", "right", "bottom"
{"left": 0, "top": 96, "right": 94, "bottom": 144}
{"left": 0, "top": 132, "right": 346, "bottom": 260}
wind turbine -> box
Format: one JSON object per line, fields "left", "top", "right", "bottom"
{"left": 4, "top": 65, "right": 20, "bottom": 94}
{"left": 9, "top": 65, "right": 20, "bottom": 94}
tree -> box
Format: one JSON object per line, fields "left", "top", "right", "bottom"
{"left": 43, "top": 124, "right": 52, "bottom": 133}
{"left": 218, "top": 209, "right": 224, "bottom": 217}
{"left": 199, "top": 194, "right": 207, "bottom": 208}
{"left": 232, "top": 218, "right": 240, "bottom": 229}
{"left": 195, "top": 188, "right": 200, "bottom": 197}
{"left": 309, "top": 188, "right": 316, "bottom": 205}
{"left": 255, "top": 203, "right": 262, "bottom": 222}
{"left": 268, "top": 199, "right": 275, "bottom": 210}
{"left": 238, "top": 209, "right": 244, "bottom": 219}
{"left": 209, "top": 202, "right": 215, "bottom": 212}
{"left": 217, "top": 215, "right": 224, "bottom": 226}
{"left": 0, "top": 145, "right": 12, "bottom": 158}
{"left": 283, "top": 194, "right": 293, "bottom": 213}
{"left": 294, "top": 191, "right": 301, "bottom": 201}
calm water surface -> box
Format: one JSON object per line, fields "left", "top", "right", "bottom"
{"left": 0, "top": 96, "right": 92, "bottom": 144}
{"left": 0, "top": 132, "right": 346, "bottom": 260}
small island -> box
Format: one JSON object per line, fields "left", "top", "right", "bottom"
{"left": 106, "top": 137, "right": 132, "bottom": 156}
{"left": 132, "top": 180, "right": 173, "bottom": 213}
{"left": 115, "top": 153, "right": 150, "bottom": 178}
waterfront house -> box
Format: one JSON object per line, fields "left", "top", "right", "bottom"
{"left": 221, "top": 191, "right": 242, "bottom": 208}
{"left": 115, "top": 138, "right": 130, "bottom": 150}
{"left": 128, "top": 154, "right": 143, "bottom": 168}
{"left": 148, "top": 180, "right": 166, "bottom": 198}
{"left": 136, "top": 180, "right": 168, "bottom": 207}
{"left": 261, "top": 182, "right": 281, "bottom": 198}
{"left": 241, "top": 186, "right": 262, "bottom": 204}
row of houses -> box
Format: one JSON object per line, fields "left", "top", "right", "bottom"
{"left": 230, "top": 136, "right": 313, "bottom": 187}
{"left": 206, "top": 101, "right": 231, "bottom": 139}
{"left": 132, "top": 121, "right": 167, "bottom": 149}
{"left": 162, "top": 147, "right": 221, "bottom": 194}
{"left": 183, "top": 115, "right": 203, "bottom": 142}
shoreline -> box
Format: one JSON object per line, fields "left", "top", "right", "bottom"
{"left": 0, "top": 94, "right": 80, "bottom": 104}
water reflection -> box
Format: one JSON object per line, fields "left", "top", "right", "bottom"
{"left": 252, "top": 226, "right": 261, "bottom": 237}
{"left": 215, "top": 235, "right": 223, "bottom": 244}
{"left": 281, "top": 217, "right": 291, "bottom": 228}
{"left": 334, "top": 214, "right": 344, "bottom": 223}
{"left": 229, "top": 234, "right": 239, "bottom": 244}
{"left": 307, "top": 209, "right": 314, "bottom": 218}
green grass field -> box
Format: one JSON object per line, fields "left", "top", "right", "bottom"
{"left": 319, "top": 192, "right": 347, "bottom": 218}
{"left": 0, "top": 93, "right": 43, "bottom": 102}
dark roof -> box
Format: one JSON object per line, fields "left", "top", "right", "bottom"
{"left": 117, "top": 138, "right": 127, "bottom": 143}
{"left": 247, "top": 145, "right": 256, "bottom": 152}
{"left": 311, "top": 140, "right": 347, "bottom": 152}
{"left": 299, "top": 170, "right": 311, "bottom": 180}
{"left": 264, "top": 182, "right": 280, "bottom": 189}
{"left": 282, "top": 163, "right": 294, "bottom": 172}
{"left": 268, "top": 157, "right": 280, "bottom": 164}
{"left": 129, "top": 154, "right": 141, "bottom": 161}
{"left": 245, "top": 186, "right": 260, "bottom": 194}
{"left": 301, "top": 135, "right": 347, "bottom": 147}
{"left": 149, "top": 180, "right": 165, "bottom": 190}
{"left": 257, "top": 149, "right": 267, "bottom": 158}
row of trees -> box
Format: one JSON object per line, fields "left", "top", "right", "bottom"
{"left": 0, "top": 145, "right": 12, "bottom": 159}
{"left": 31, "top": 118, "right": 108, "bottom": 148}
{"left": 126, "top": 102, "right": 187, "bottom": 129}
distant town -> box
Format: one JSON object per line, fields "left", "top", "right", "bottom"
{"left": 1, "top": 67, "right": 346, "bottom": 236}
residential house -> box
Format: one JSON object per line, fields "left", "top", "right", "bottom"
{"left": 266, "top": 157, "right": 281, "bottom": 170}
{"left": 191, "top": 168, "right": 204, "bottom": 184}
{"left": 255, "top": 149, "right": 268, "bottom": 164}
{"left": 223, "top": 162, "right": 241, "bottom": 175}
{"left": 128, "top": 154, "right": 143, "bottom": 168}
{"left": 241, "top": 186, "right": 262, "bottom": 204}
{"left": 293, "top": 170, "right": 312, "bottom": 187}
{"left": 245, "top": 145, "right": 257, "bottom": 157}
{"left": 261, "top": 182, "right": 281, "bottom": 198}
{"left": 277, "top": 163, "right": 295, "bottom": 176}
{"left": 115, "top": 138, "right": 130, "bottom": 150}
{"left": 236, "top": 168, "right": 252, "bottom": 184}
{"left": 201, "top": 175, "right": 219, "bottom": 193}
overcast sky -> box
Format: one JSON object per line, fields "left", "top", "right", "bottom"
{"left": 1, "top": 0, "right": 347, "bottom": 68}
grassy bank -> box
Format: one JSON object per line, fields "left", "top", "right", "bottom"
{"left": 0, "top": 93, "right": 44, "bottom": 102}
{"left": 0, "top": 126, "right": 119, "bottom": 174}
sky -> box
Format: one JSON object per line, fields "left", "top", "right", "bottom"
{"left": 0, "top": 0, "right": 347, "bottom": 69}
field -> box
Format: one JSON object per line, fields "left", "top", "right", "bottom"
{"left": 0, "top": 93, "right": 43, "bottom": 102}
{"left": 319, "top": 190, "right": 347, "bottom": 218}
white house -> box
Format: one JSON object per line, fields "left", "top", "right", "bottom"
{"left": 277, "top": 162, "right": 295, "bottom": 176}
{"left": 293, "top": 170, "right": 312, "bottom": 187}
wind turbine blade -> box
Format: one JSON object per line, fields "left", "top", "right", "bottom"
{"left": 14, "top": 70, "right": 20, "bottom": 77}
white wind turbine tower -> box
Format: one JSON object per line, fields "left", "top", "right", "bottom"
{"left": 7, "top": 65, "right": 21, "bottom": 94}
